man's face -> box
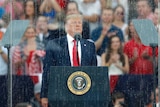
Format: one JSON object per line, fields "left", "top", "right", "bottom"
{"left": 101, "top": 9, "right": 113, "bottom": 23}
{"left": 67, "top": 3, "right": 79, "bottom": 15}
{"left": 151, "top": 88, "right": 159, "bottom": 103}
{"left": 136, "top": 1, "right": 150, "bottom": 18}
{"left": 37, "top": 17, "right": 47, "bottom": 25}
{"left": 154, "top": 0, "right": 158, "bottom": 5}
{"left": 35, "top": 93, "right": 41, "bottom": 103}
{"left": 154, "top": 8, "right": 159, "bottom": 25}
{"left": 36, "top": 17, "right": 48, "bottom": 33}
{"left": 66, "top": 17, "right": 82, "bottom": 37}
{"left": 156, "top": 88, "right": 159, "bottom": 103}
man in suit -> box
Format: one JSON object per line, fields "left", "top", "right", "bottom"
{"left": 41, "top": 14, "right": 97, "bottom": 107}
{"left": 36, "top": 15, "right": 66, "bottom": 47}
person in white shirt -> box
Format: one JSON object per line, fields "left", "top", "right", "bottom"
{"left": 113, "top": 5, "right": 128, "bottom": 42}
{"left": 0, "top": 19, "right": 8, "bottom": 75}
{"left": 73, "top": 0, "right": 101, "bottom": 33}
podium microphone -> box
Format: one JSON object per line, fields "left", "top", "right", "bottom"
{"left": 74, "top": 33, "right": 82, "bottom": 47}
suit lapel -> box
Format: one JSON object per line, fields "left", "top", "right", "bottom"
{"left": 80, "top": 40, "right": 87, "bottom": 66}
{"left": 60, "top": 37, "right": 71, "bottom": 66}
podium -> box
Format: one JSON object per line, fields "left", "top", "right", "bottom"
{"left": 48, "top": 66, "right": 110, "bottom": 107}
{"left": 112, "top": 75, "right": 155, "bottom": 107}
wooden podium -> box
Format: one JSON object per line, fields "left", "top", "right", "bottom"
{"left": 48, "top": 66, "right": 110, "bottom": 107}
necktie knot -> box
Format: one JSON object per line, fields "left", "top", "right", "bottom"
{"left": 73, "top": 39, "right": 76, "bottom": 44}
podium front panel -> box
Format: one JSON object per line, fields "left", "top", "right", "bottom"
{"left": 48, "top": 66, "right": 110, "bottom": 107}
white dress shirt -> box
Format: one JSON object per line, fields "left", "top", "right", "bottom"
{"left": 67, "top": 34, "right": 81, "bottom": 66}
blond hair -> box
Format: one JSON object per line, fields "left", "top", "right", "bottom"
{"left": 65, "top": 14, "right": 83, "bottom": 33}
{"left": 65, "top": 14, "right": 83, "bottom": 23}
{"left": 21, "top": 25, "right": 36, "bottom": 42}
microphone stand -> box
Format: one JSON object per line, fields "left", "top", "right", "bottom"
{"left": 4, "top": 44, "right": 12, "bottom": 107}
{"left": 150, "top": 43, "right": 158, "bottom": 107}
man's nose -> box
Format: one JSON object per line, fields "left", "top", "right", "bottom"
{"left": 75, "top": 22, "right": 81, "bottom": 26}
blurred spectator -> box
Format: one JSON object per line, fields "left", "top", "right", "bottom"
{"left": 125, "top": 20, "right": 135, "bottom": 42}
{"left": 36, "top": 16, "right": 48, "bottom": 35}
{"left": 146, "top": 87, "right": 159, "bottom": 107}
{"left": 123, "top": 24, "right": 158, "bottom": 74}
{"left": 56, "top": 0, "right": 68, "bottom": 10}
{"left": 48, "top": 12, "right": 66, "bottom": 39}
{"left": 30, "top": 82, "right": 41, "bottom": 107}
{"left": 153, "top": 6, "right": 160, "bottom": 33}
{"left": 110, "top": 91, "right": 127, "bottom": 107}
{"left": 24, "top": 0, "right": 39, "bottom": 24}
{"left": 0, "top": 19, "right": 5, "bottom": 35}
{"left": 101, "top": 35, "right": 129, "bottom": 77}
{"left": 113, "top": 5, "right": 128, "bottom": 42}
{"left": 0, "top": 7, "right": 5, "bottom": 19}
{"left": 66, "top": 1, "right": 90, "bottom": 39}
{"left": 12, "top": 26, "right": 45, "bottom": 75}
{"left": 102, "top": 0, "right": 128, "bottom": 23}
{"left": 118, "top": 0, "right": 128, "bottom": 23}
{"left": 0, "top": 46, "right": 8, "bottom": 75}
{"left": 128, "top": 0, "right": 138, "bottom": 22}
{"left": 39, "top": 0, "right": 61, "bottom": 24}
{"left": 36, "top": 15, "right": 65, "bottom": 46}
{"left": 154, "top": 0, "right": 158, "bottom": 7}
{"left": 0, "top": 30, "right": 3, "bottom": 40}
{"left": 0, "top": 14, "right": 10, "bottom": 33}
{"left": 100, "top": 0, "right": 107, "bottom": 9}
{"left": 0, "top": 0, "right": 24, "bottom": 20}
{"left": 36, "top": 15, "right": 66, "bottom": 42}
{"left": 12, "top": 75, "right": 34, "bottom": 107}
{"left": 73, "top": 0, "right": 101, "bottom": 34}
{"left": 15, "top": 103, "right": 32, "bottom": 107}
{"left": 0, "top": 18, "right": 8, "bottom": 75}
{"left": 153, "top": 6, "right": 158, "bottom": 26}
{"left": 0, "top": 0, "right": 5, "bottom": 4}
{"left": 104, "top": 0, "right": 128, "bottom": 9}
{"left": 136, "top": 0, "right": 155, "bottom": 22}
{"left": 36, "top": 15, "right": 49, "bottom": 47}
{"left": 91, "top": 7, "right": 124, "bottom": 56}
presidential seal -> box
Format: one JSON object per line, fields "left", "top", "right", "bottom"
{"left": 67, "top": 71, "right": 91, "bottom": 95}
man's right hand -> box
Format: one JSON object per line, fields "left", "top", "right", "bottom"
{"left": 41, "top": 98, "right": 48, "bottom": 107}
{"left": 101, "top": 26, "right": 109, "bottom": 37}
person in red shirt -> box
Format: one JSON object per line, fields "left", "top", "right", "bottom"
{"left": 123, "top": 23, "right": 158, "bottom": 74}
{"left": 56, "top": 0, "right": 68, "bottom": 9}
{"left": 12, "top": 25, "right": 45, "bottom": 75}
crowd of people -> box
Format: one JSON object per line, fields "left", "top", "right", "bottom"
{"left": 0, "top": 0, "right": 159, "bottom": 107}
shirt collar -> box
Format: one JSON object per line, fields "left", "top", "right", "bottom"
{"left": 67, "top": 33, "right": 74, "bottom": 43}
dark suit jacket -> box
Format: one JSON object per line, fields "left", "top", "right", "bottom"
{"left": 41, "top": 36, "right": 97, "bottom": 98}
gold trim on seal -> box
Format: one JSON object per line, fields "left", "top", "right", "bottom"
{"left": 67, "top": 71, "right": 91, "bottom": 95}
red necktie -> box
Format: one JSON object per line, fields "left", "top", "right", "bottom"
{"left": 72, "top": 40, "right": 79, "bottom": 66}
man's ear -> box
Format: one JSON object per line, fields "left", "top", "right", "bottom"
{"left": 65, "top": 24, "right": 68, "bottom": 32}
